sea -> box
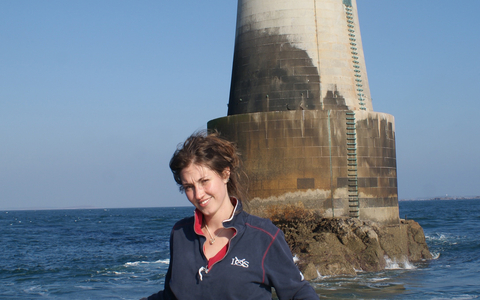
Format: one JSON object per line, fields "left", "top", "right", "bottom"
{"left": 1, "top": 199, "right": 479, "bottom": 299}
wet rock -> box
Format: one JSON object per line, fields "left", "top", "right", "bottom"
{"left": 265, "top": 204, "right": 432, "bottom": 278}
{"left": 404, "top": 219, "right": 433, "bottom": 261}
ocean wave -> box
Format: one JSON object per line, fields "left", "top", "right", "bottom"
{"left": 426, "top": 233, "right": 470, "bottom": 251}
{"left": 368, "top": 277, "right": 390, "bottom": 282}
{"left": 113, "top": 271, "right": 127, "bottom": 275}
{"left": 124, "top": 259, "right": 170, "bottom": 267}
{"left": 431, "top": 295, "right": 477, "bottom": 300}
{"left": 314, "top": 270, "right": 331, "bottom": 280}
{"left": 74, "top": 285, "right": 95, "bottom": 290}
{"left": 426, "top": 233, "right": 450, "bottom": 243}
{"left": 426, "top": 233, "right": 466, "bottom": 242}
{"left": 384, "top": 256, "right": 416, "bottom": 270}
{"left": 354, "top": 268, "right": 363, "bottom": 273}
{"left": 23, "top": 285, "right": 48, "bottom": 296}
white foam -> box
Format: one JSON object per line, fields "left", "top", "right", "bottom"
{"left": 316, "top": 270, "right": 325, "bottom": 280}
{"left": 370, "top": 277, "right": 390, "bottom": 282}
{"left": 384, "top": 256, "right": 416, "bottom": 270}
{"left": 426, "top": 234, "right": 447, "bottom": 242}
{"left": 113, "top": 271, "right": 126, "bottom": 275}
{"left": 23, "top": 286, "right": 48, "bottom": 296}
{"left": 431, "top": 296, "right": 475, "bottom": 300}
{"left": 124, "top": 259, "right": 170, "bottom": 267}
{"left": 75, "top": 285, "right": 94, "bottom": 290}
{"left": 293, "top": 254, "right": 299, "bottom": 263}
{"left": 313, "top": 270, "right": 332, "bottom": 281}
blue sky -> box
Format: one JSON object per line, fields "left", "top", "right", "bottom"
{"left": 1, "top": 1, "right": 479, "bottom": 210}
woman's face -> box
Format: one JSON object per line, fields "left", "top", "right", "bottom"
{"left": 180, "top": 163, "right": 231, "bottom": 219}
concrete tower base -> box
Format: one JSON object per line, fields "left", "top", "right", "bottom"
{"left": 208, "top": 110, "right": 399, "bottom": 224}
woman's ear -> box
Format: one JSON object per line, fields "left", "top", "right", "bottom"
{"left": 222, "top": 167, "right": 231, "bottom": 183}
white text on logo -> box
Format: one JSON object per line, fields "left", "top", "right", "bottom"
{"left": 231, "top": 257, "right": 249, "bottom": 268}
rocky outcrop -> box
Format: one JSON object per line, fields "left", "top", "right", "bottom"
{"left": 263, "top": 203, "right": 432, "bottom": 280}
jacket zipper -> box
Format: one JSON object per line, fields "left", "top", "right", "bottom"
{"left": 198, "top": 226, "right": 237, "bottom": 281}
{"left": 198, "top": 199, "right": 241, "bottom": 281}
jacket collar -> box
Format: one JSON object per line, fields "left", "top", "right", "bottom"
{"left": 223, "top": 198, "right": 247, "bottom": 232}
{"left": 193, "top": 198, "right": 246, "bottom": 235}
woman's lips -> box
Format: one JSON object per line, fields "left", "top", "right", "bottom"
{"left": 199, "top": 198, "right": 210, "bottom": 207}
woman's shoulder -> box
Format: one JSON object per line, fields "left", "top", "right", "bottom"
{"left": 242, "top": 212, "right": 280, "bottom": 236}
{"left": 172, "top": 215, "right": 194, "bottom": 231}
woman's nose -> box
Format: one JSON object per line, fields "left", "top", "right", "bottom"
{"left": 194, "top": 186, "right": 205, "bottom": 200}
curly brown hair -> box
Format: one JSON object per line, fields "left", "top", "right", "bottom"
{"left": 169, "top": 131, "right": 247, "bottom": 202}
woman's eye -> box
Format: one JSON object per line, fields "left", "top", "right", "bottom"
{"left": 201, "top": 179, "right": 209, "bottom": 185}
{"left": 184, "top": 186, "right": 193, "bottom": 191}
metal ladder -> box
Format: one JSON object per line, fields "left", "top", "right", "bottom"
{"left": 345, "top": 5, "right": 367, "bottom": 111}
{"left": 346, "top": 111, "right": 359, "bottom": 218}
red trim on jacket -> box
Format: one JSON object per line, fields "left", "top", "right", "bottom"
{"left": 193, "top": 202, "right": 239, "bottom": 269}
{"left": 246, "top": 222, "right": 280, "bottom": 283}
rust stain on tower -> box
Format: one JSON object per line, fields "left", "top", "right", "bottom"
{"left": 208, "top": 0, "right": 399, "bottom": 224}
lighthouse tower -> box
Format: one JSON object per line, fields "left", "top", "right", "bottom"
{"left": 208, "top": 0, "right": 399, "bottom": 224}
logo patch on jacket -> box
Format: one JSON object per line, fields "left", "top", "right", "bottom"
{"left": 231, "top": 257, "right": 249, "bottom": 268}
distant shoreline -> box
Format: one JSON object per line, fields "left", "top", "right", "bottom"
{"left": 399, "top": 196, "right": 480, "bottom": 201}
{"left": 0, "top": 206, "right": 190, "bottom": 212}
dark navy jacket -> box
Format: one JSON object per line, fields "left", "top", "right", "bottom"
{"left": 147, "top": 201, "right": 319, "bottom": 299}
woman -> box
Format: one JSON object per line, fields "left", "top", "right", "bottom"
{"left": 142, "top": 131, "right": 318, "bottom": 299}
